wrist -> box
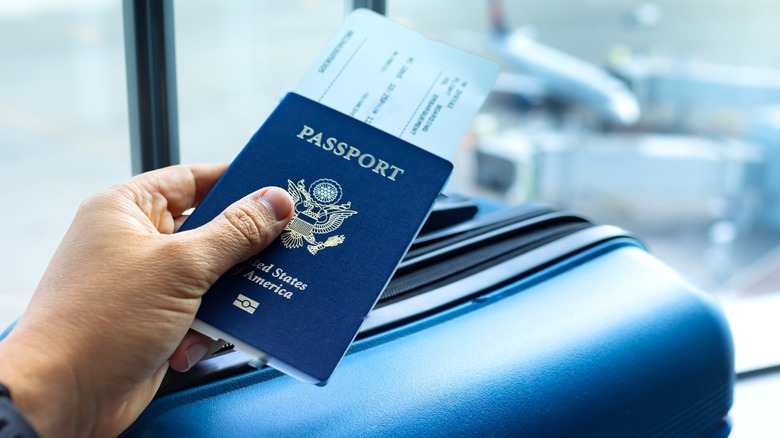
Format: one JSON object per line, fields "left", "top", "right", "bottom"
{"left": 0, "top": 332, "right": 86, "bottom": 437}
{"left": 0, "top": 382, "right": 39, "bottom": 437}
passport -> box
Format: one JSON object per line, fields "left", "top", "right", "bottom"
{"left": 180, "top": 92, "right": 453, "bottom": 384}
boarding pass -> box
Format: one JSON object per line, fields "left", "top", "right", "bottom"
{"left": 294, "top": 9, "right": 499, "bottom": 159}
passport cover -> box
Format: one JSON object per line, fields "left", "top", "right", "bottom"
{"left": 179, "top": 92, "right": 452, "bottom": 384}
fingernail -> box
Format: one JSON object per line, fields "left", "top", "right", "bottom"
{"left": 261, "top": 187, "right": 293, "bottom": 221}
{"left": 185, "top": 343, "right": 210, "bottom": 370}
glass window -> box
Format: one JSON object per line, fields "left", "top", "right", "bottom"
{"left": 389, "top": 0, "right": 780, "bottom": 297}
{"left": 174, "top": 0, "right": 346, "bottom": 163}
{"left": 0, "top": 0, "right": 129, "bottom": 326}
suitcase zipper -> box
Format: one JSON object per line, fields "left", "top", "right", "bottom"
{"left": 405, "top": 204, "right": 553, "bottom": 258}
{"left": 379, "top": 216, "right": 591, "bottom": 304}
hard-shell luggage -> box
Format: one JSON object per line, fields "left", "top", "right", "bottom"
{"left": 124, "top": 200, "right": 734, "bottom": 437}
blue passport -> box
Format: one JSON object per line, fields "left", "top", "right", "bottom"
{"left": 179, "top": 93, "right": 452, "bottom": 384}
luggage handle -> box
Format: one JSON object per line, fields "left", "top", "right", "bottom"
{"left": 362, "top": 225, "right": 643, "bottom": 335}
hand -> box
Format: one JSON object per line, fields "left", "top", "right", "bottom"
{"left": 0, "top": 164, "right": 293, "bottom": 437}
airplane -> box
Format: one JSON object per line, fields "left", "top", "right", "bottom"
{"left": 486, "top": 0, "right": 640, "bottom": 126}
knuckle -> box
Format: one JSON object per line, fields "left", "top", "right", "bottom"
{"left": 76, "top": 192, "right": 115, "bottom": 218}
{"left": 222, "top": 205, "right": 271, "bottom": 250}
{"left": 79, "top": 192, "right": 109, "bottom": 210}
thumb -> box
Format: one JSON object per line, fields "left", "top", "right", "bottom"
{"left": 177, "top": 186, "right": 293, "bottom": 280}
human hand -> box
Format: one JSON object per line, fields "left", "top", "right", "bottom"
{"left": 0, "top": 164, "right": 293, "bottom": 437}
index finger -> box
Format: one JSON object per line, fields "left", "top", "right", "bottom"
{"left": 130, "top": 163, "right": 229, "bottom": 217}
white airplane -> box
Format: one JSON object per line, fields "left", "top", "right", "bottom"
{"left": 487, "top": 0, "right": 640, "bottom": 126}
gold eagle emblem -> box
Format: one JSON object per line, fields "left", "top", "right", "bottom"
{"left": 281, "top": 178, "right": 357, "bottom": 255}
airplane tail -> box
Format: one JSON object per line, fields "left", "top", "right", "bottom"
{"left": 488, "top": 0, "right": 509, "bottom": 36}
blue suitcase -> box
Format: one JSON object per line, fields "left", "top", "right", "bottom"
{"left": 123, "top": 200, "right": 734, "bottom": 437}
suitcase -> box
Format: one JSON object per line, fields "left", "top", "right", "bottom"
{"left": 123, "top": 199, "right": 734, "bottom": 437}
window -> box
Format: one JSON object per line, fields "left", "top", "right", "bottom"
{"left": 0, "top": 0, "right": 128, "bottom": 324}
{"left": 174, "top": 0, "right": 346, "bottom": 163}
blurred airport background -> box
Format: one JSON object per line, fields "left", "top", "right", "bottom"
{"left": 2, "top": 0, "right": 780, "bottom": 434}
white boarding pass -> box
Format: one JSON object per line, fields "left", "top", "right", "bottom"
{"left": 294, "top": 9, "right": 499, "bottom": 159}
